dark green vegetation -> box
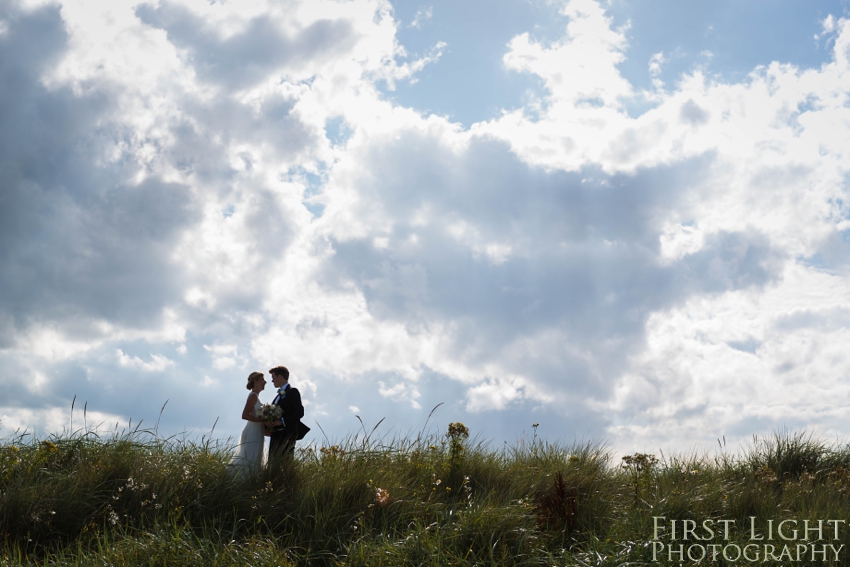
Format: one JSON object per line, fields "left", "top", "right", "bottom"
{"left": 3, "top": 425, "right": 850, "bottom": 566}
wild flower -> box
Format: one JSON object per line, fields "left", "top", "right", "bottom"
{"left": 446, "top": 422, "right": 469, "bottom": 441}
{"left": 124, "top": 477, "right": 147, "bottom": 491}
{"left": 320, "top": 445, "right": 345, "bottom": 461}
{"left": 755, "top": 465, "right": 778, "bottom": 483}
{"left": 375, "top": 487, "right": 390, "bottom": 507}
{"left": 621, "top": 453, "right": 658, "bottom": 473}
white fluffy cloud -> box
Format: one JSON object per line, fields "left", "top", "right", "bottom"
{"left": 2, "top": 0, "right": 850, "bottom": 455}
{"left": 117, "top": 350, "right": 175, "bottom": 372}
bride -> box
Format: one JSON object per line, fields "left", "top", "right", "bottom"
{"left": 229, "top": 371, "right": 268, "bottom": 475}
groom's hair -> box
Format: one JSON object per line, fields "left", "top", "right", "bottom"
{"left": 269, "top": 366, "right": 289, "bottom": 380}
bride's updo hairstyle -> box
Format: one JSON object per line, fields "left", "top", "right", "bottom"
{"left": 246, "top": 371, "right": 264, "bottom": 390}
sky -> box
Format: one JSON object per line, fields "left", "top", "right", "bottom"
{"left": 2, "top": 0, "right": 850, "bottom": 457}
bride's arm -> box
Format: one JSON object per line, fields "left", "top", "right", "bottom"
{"left": 241, "top": 393, "right": 263, "bottom": 422}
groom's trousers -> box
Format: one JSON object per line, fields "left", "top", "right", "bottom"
{"left": 269, "top": 431, "right": 296, "bottom": 461}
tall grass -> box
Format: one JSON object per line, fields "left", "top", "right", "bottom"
{"left": 3, "top": 425, "right": 850, "bottom": 566}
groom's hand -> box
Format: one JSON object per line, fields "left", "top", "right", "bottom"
{"left": 272, "top": 419, "right": 282, "bottom": 427}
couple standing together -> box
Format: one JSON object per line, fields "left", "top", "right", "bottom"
{"left": 230, "top": 365, "right": 309, "bottom": 473}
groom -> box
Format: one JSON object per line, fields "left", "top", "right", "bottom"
{"left": 268, "top": 365, "right": 307, "bottom": 460}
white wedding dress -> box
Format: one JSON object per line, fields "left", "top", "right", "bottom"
{"left": 229, "top": 396, "right": 265, "bottom": 475}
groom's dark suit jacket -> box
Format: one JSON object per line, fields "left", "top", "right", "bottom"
{"left": 270, "top": 384, "right": 305, "bottom": 455}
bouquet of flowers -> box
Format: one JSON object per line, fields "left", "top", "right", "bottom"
{"left": 256, "top": 403, "right": 283, "bottom": 434}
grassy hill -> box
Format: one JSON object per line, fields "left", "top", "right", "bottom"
{"left": 2, "top": 424, "right": 850, "bottom": 566}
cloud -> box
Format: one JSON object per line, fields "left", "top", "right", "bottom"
{"left": 0, "top": 406, "right": 125, "bottom": 436}
{"left": 288, "top": 0, "right": 850, "bottom": 450}
{"left": 679, "top": 98, "right": 709, "bottom": 125}
{"left": 815, "top": 15, "right": 837, "bottom": 44}
{"left": 204, "top": 344, "right": 241, "bottom": 370}
{"left": 410, "top": 6, "right": 433, "bottom": 29}
{"left": 649, "top": 51, "right": 666, "bottom": 76}
{"left": 304, "top": 126, "right": 786, "bottom": 428}
{"left": 378, "top": 380, "right": 421, "bottom": 409}
{"left": 3, "top": 0, "right": 850, "bottom": 456}
{"left": 134, "top": 1, "right": 358, "bottom": 91}
{"left": 0, "top": 2, "right": 196, "bottom": 346}
{"left": 117, "top": 350, "right": 176, "bottom": 372}
{"left": 503, "top": 0, "right": 631, "bottom": 109}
